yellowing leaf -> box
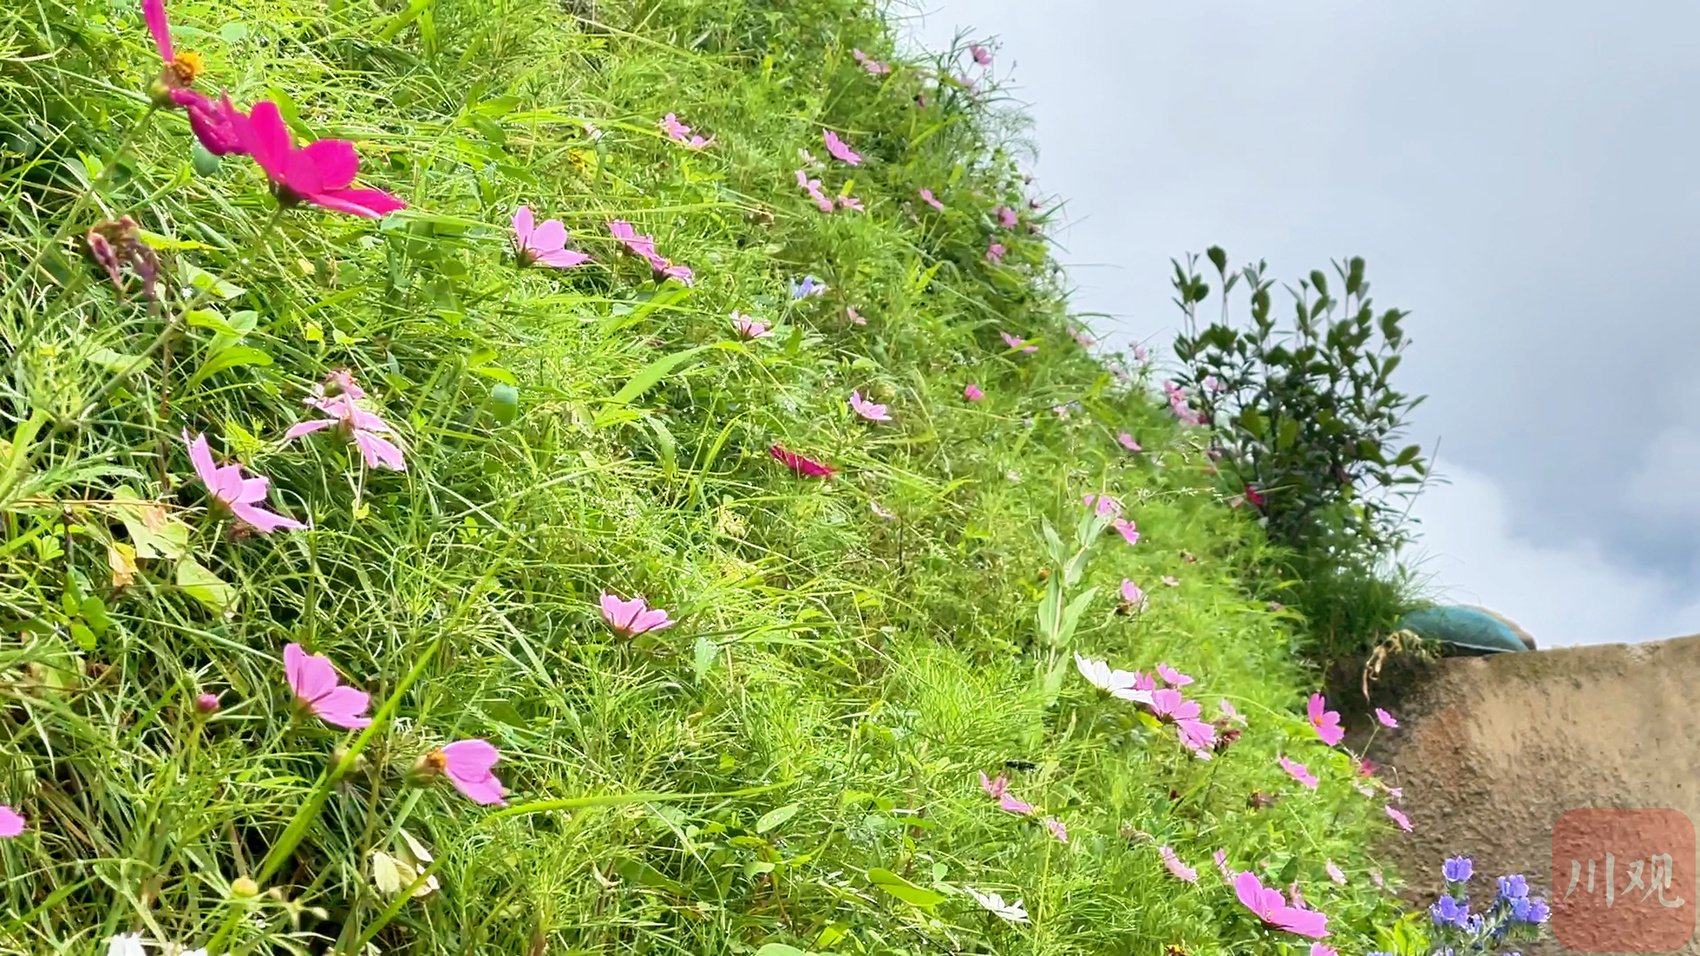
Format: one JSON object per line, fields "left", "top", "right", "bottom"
{"left": 111, "top": 485, "right": 190, "bottom": 560}
{"left": 108, "top": 541, "right": 138, "bottom": 588}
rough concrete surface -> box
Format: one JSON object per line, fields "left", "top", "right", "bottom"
{"left": 1358, "top": 635, "right": 1700, "bottom": 955}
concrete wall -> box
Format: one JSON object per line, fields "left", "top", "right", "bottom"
{"left": 1360, "top": 634, "right": 1700, "bottom": 954}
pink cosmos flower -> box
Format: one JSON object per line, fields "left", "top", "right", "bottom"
{"left": 142, "top": 0, "right": 206, "bottom": 104}
{"left": 0, "top": 805, "right": 23, "bottom": 838}
{"left": 1119, "top": 579, "right": 1146, "bottom": 609}
{"left": 196, "top": 692, "right": 221, "bottom": 713}
{"left": 1325, "top": 860, "right": 1346, "bottom": 885}
{"left": 1160, "top": 846, "right": 1198, "bottom": 883}
{"left": 998, "top": 207, "right": 1019, "bottom": 229}
{"left": 283, "top": 642, "right": 371, "bottom": 729}
{"left": 184, "top": 431, "right": 305, "bottom": 532}
{"left": 1244, "top": 485, "right": 1267, "bottom": 508}
{"left": 963, "top": 383, "right": 984, "bottom": 402}
{"left": 918, "top": 187, "right": 945, "bottom": 211}
{"left": 769, "top": 444, "right": 836, "bottom": 478}
{"left": 1358, "top": 759, "right": 1378, "bottom": 778}
{"left": 606, "top": 220, "right": 693, "bottom": 285}
{"left": 837, "top": 193, "right": 864, "bottom": 213}
{"left": 999, "top": 331, "right": 1037, "bottom": 354}
{"left": 846, "top": 307, "right": 867, "bottom": 326}
{"left": 1233, "top": 871, "right": 1330, "bottom": 939}
{"left": 142, "top": 0, "right": 176, "bottom": 64}
{"left": 732, "top": 312, "right": 773, "bottom": 339}
{"left": 1310, "top": 945, "right": 1338, "bottom": 956}
{"left": 1132, "top": 342, "right": 1150, "bottom": 361}
{"left": 1112, "top": 517, "right": 1140, "bottom": 545}
{"left": 1375, "top": 707, "right": 1399, "bottom": 728}
{"left": 1161, "top": 575, "right": 1180, "bottom": 587}
{"left": 1279, "top": 755, "right": 1319, "bottom": 790}
{"left": 970, "top": 44, "right": 992, "bottom": 66}
{"left": 1117, "top": 432, "right": 1141, "bottom": 452}
{"left": 822, "top": 129, "right": 861, "bottom": 165}
{"left": 511, "top": 206, "right": 590, "bottom": 269}
{"left": 1156, "top": 664, "right": 1193, "bottom": 687}
{"left": 599, "top": 593, "right": 674, "bottom": 637}
{"left": 1219, "top": 699, "right": 1246, "bottom": 724}
{"left": 659, "top": 113, "right": 711, "bottom": 149}
{"left": 284, "top": 373, "right": 405, "bottom": 472}
{"left": 978, "top": 771, "right": 1035, "bottom": 816}
{"left": 849, "top": 390, "right": 891, "bottom": 422}
{"left": 1213, "top": 849, "right": 1232, "bottom": 881}
{"left": 240, "top": 102, "right": 405, "bottom": 219}
{"left": 1203, "top": 374, "right": 1226, "bottom": 393}
{"left": 986, "top": 242, "right": 1006, "bottom": 264}
{"left": 852, "top": 49, "right": 892, "bottom": 75}
{"left": 1043, "top": 817, "right": 1069, "bottom": 843}
{"left": 429, "top": 739, "right": 508, "bottom": 806}
{"left": 1083, "top": 493, "right": 1122, "bottom": 518}
{"left": 1385, "top": 805, "right": 1413, "bottom": 832}
{"left": 170, "top": 89, "right": 248, "bottom": 156}
{"left": 1149, "top": 689, "right": 1217, "bottom": 754}
{"left": 1307, "top": 693, "right": 1345, "bottom": 746}
{"left": 795, "top": 169, "right": 834, "bottom": 212}
{"left": 1072, "top": 330, "right": 1094, "bottom": 348}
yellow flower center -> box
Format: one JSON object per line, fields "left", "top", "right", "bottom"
{"left": 425, "top": 749, "right": 448, "bottom": 772}
{"left": 168, "top": 51, "right": 205, "bottom": 87}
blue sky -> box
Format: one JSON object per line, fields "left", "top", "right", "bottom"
{"left": 904, "top": 0, "right": 1700, "bottom": 647}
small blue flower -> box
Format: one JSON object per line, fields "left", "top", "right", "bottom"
{"left": 1430, "top": 895, "right": 1470, "bottom": 929}
{"left": 1442, "top": 855, "right": 1474, "bottom": 883}
{"left": 1497, "top": 874, "right": 1529, "bottom": 900}
{"left": 1513, "top": 897, "right": 1550, "bottom": 924}
{"left": 790, "top": 275, "right": 826, "bottom": 300}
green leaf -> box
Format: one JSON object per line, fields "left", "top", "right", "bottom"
{"left": 692, "top": 635, "right": 717, "bottom": 682}
{"left": 1055, "top": 586, "right": 1099, "bottom": 645}
{"left": 111, "top": 486, "right": 191, "bottom": 560}
{"left": 185, "top": 345, "right": 273, "bottom": 391}
{"left": 755, "top": 803, "right": 800, "bottom": 834}
{"left": 754, "top": 945, "right": 813, "bottom": 956}
{"left": 593, "top": 345, "right": 717, "bottom": 427}
{"left": 176, "top": 557, "right": 237, "bottom": 616}
{"left": 866, "top": 868, "right": 946, "bottom": 908}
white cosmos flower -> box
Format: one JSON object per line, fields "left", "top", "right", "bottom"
{"left": 107, "top": 935, "right": 146, "bottom": 956}
{"left": 966, "top": 886, "right": 1029, "bottom": 923}
{"left": 1073, "top": 653, "right": 1154, "bottom": 705}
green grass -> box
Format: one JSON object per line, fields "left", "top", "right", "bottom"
{"left": 0, "top": 0, "right": 1422, "bottom": 952}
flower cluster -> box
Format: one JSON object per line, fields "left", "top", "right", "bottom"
{"left": 1411, "top": 858, "right": 1548, "bottom": 954}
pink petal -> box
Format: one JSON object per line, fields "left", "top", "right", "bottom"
{"left": 1234, "top": 871, "right": 1269, "bottom": 915}
{"left": 978, "top": 771, "right": 1005, "bottom": 797}
{"left": 284, "top": 643, "right": 337, "bottom": 704}
{"left": 308, "top": 187, "right": 406, "bottom": 219}
{"left": 529, "top": 218, "right": 567, "bottom": 254}
{"left": 1043, "top": 817, "right": 1068, "bottom": 843}
{"left": 311, "top": 685, "right": 373, "bottom": 728}
{"left": 998, "top": 792, "right": 1034, "bottom": 815}
{"left": 142, "top": 0, "right": 174, "bottom": 62}
{"left": 1375, "top": 707, "right": 1399, "bottom": 728}
{"left": 236, "top": 475, "right": 271, "bottom": 505}
{"left": 298, "top": 138, "right": 359, "bottom": 191}
{"left": 441, "top": 738, "right": 501, "bottom": 776}
{"left": 512, "top": 205, "right": 535, "bottom": 244}
{"left": 183, "top": 430, "right": 218, "bottom": 488}
{"left": 533, "top": 248, "right": 591, "bottom": 269}
{"left": 0, "top": 805, "right": 24, "bottom": 838}
{"left": 283, "top": 418, "right": 337, "bottom": 442}
{"left": 230, "top": 502, "right": 305, "bottom": 533}
{"left": 629, "top": 608, "right": 673, "bottom": 635}
{"left": 242, "top": 102, "right": 294, "bottom": 184}
{"left": 353, "top": 430, "right": 406, "bottom": 471}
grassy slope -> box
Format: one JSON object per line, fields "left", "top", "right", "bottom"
{"left": 0, "top": 0, "right": 1415, "bottom": 951}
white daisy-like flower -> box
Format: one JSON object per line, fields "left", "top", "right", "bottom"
{"left": 1073, "top": 653, "right": 1154, "bottom": 705}
{"left": 107, "top": 935, "right": 146, "bottom": 956}
{"left": 966, "top": 886, "right": 1029, "bottom": 923}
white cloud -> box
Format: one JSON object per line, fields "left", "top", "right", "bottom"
{"left": 1408, "top": 460, "right": 1700, "bottom": 648}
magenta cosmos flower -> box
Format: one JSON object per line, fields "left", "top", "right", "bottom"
{"left": 1118, "top": 579, "right": 1146, "bottom": 609}
{"left": 184, "top": 430, "right": 304, "bottom": 532}
{"left": 512, "top": 206, "right": 590, "bottom": 269}
{"left": 142, "top": 0, "right": 205, "bottom": 102}
{"left": 1117, "top": 432, "right": 1142, "bottom": 453}
{"left": 918, "top": 187, "right": 945, "bottom": 211}
{"left": 970, "top": 44, "right": 992, "bottom": 66}
{"left": 769, "top": 444, "right": 836, "bottom": 478}
{"left": 1156, "top": 663, "right": 1193, "bottom": 687}
{"left": 606, "top": 220, "right": 693, "bottom": 285}
{"left": 999, "top": 331, "right": 1037, "bottom": 354}
{"left": 283, "top": 642, "right": 371, "bottom": 729}
{"left": 239, "top": 102, "right": 405, "bottom": 219}
{"left": 1310, "top": 945, "right": 1338, "bottom": 956}
{"left": 0, "top": 805, "right": 23, "bottom": 839}
{"left": 1233, "top": 871, "right": 1329, "bottom": 939}
{"left": 1083, "top": 493, "right": 1122, "bottom": 518}
{"left": 1385, "top": 804, "right": 1413, "bottom": 832}
{"left": 1307, "top": 693, "right": 1345, "bottom": 746}
{"left": 849, "top": 390, "right": 891, "bottom": 422}
{"left": 962, "top": 383, "right": 984, "bottom": 402}
{"left": 600, "top": 593, "right": 673, "bottom": 637}
{"left": 1148, "top": 689, "right": 1217, "bottom": 755}
{"left": 1160, "top": 846, "right": 1198, "bottom": 883}
{"left": 986, "top": 242, "right": 1006, "bottom": 265}
{"left": 852, "top": 49, "right": 892, "bottom": 75}
{"left": 1325, "top": 860, "right": 1346, "bottom": 885}
{"left": 1279, "top": 755, "right": 1319, "bottom": 790}
{"left": 426, "top": 739, "right": 508, "bottom": 805}
{"left": 795, "top": 169, "right": 834, "bottom": 212}
{"left": 171, "top": 89, "right": 247, "bottom": 156}
{"left": 731, "top": 312, "right": 773, "bottom": 339}
{"left": 837, "top": 192, "right": 864, "bottom": 213}
{"left": 1112, "top": 517, "right": 1139, "bottom": 545}
{"left": 995, "top": 205, "right": 1019, "bottom": 228}
{"left": 1043, "top": 817, "right": 1068, "bottom": 843}
{"left": 659, "top": 113, "right": 711, "bottom": 149}
{"left": 1375, "top": 707, "right": 1399, "bottom": 728}
{"left": 977, "top": 771, "right": 1035, "bottom": 816}
{"left": 846, "top": 306, "right": 867, "bottom": 326}
{"left": 822, "top": 128, "right": 861, "bottom": 165}
{"left": 284, "top": 371, "right": 405, "bottom": 471}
